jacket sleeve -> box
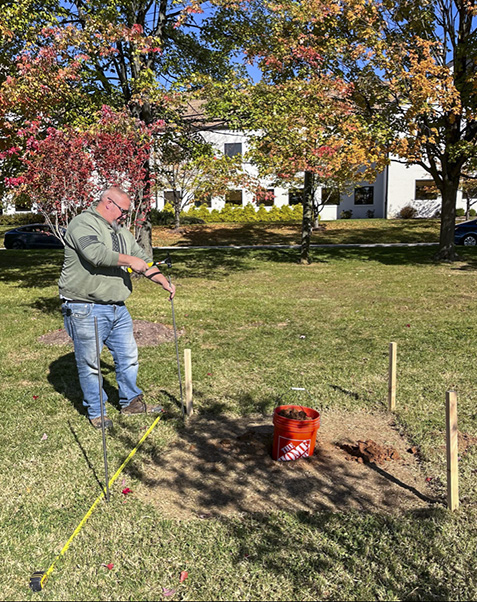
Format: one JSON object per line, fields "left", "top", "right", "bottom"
{"left": 66, "top": 221, "right": 120, "bottom": 268}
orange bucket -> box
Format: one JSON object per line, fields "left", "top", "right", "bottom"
{"left": 272, "top": 405, "right": 320, "bottom": 461}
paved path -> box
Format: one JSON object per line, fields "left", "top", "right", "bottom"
{"left": 154, "top": 242, "right": 438, "bottom": 250}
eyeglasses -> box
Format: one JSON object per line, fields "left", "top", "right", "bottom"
{"left": 107, "top": 197, "right": 130, "bottom": 218}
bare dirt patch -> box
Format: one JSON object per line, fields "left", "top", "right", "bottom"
{"left": 38, "top": 320, "right": 181, "bottom": 347}
{"left": 138, "top": 409, "right": 439, "bottom": 519}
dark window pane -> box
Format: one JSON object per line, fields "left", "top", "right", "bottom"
{"left": 288, "top": 189, "right": 303, "bottom": 206}
{"left": 415, "top": 180, "right": 439, "bottom": 200}
{"left": 322, "top": 187, "right": 341, "bottom": 205}
{"left": 164, "top": 190, "right": 181, "bottom": 204}
{"left": 225, "top": 190, "right": 243, "bottom": 205}
{"left": 224, "top": 143, "right": 242, "bottom": 158}
{"left": 354, "top": 186, "right": 374, "bottom": 205}
{"left": 255, "top": 188, "right": 275, "bottom": 206}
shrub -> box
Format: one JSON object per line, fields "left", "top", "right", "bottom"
{"left": 279, "top": 205, "right": 295, "bottom": 221}
{"left": 179, "top": 202, "right": 304, "bottom": 224}
{"left": 456, "top": 208, "right": 465, "bottom": 217}
{"left": 255, "top": 205, "right": 269, "bottom": 222}
{"left": 0, "top": 212, "right": 45, "bottom": 225}
{"left": 470, "top": 209, "right": 476, "bottom": 217}
{"left": 150, "top": 208, "right": 174, "bottom": 225}
{"left": 399, "top": 205, "right": 417, "bottom": 219}
{"left": 340, "top": 210, "right": 353, "bottom": 219}
{"left": 366, "top": 209, "right": 375, "bottom": 218}
{"left": 292, "top": 204, "right": 303, "bottom": 220}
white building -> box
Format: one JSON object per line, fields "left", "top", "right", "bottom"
{"left": 153, "top": 126, "right": 466, "bottom": 220}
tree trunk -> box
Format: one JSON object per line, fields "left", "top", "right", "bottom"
{"left": 435, "top": 176, "right": 459, "bottom": 261}
{"left": 135, "top": 159, "right": 153, "bottom": 258}
{"left": 300, "top": 171, "right": 313, "bottom": 264}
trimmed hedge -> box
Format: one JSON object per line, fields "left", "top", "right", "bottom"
{"left": 0, "top": 212, "right": 45, "bottom": 226}
{"left": 183, "top": 202, "right": 303, "bottom": 223}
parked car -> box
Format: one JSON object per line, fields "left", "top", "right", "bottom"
{"left": 454, "top": 219, "right": 477, "bottom": 246}
{"left": 3, "top": 224, "right": 64, "bottom": 249}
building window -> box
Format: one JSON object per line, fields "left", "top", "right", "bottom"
{"left": 164, "top": 190, "right": 181, "bottom": 205}
{"left": 254, "top": 188, "right": 275, "bottom": 206}
{"left": 224, "top": 143, "right": 242, "bottom": 158}
{"left": 415, "top": 180, "right": 439, "bottom": 200}
{"left": 321, "top": 187, "right": 341, "bottom": 205}
{"left": 354, "top": 186, "right": 374, "bottom": 205}
{"left": 288, "top": 188, "right": 303, "bottom": 206}
{"left": 194, "top": 195, "right": 212, "bottom": 208}
{"left": 225, "top": 190, "right": 243, "bottom": 205}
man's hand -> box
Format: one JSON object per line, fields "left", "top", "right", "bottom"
{"left": 118, "top": 254, "right": 150, "bottom": 273}
{"left": 167, "top": 281, "right": 176, "bottom": 301}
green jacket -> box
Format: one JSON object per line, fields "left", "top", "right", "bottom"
{"left": 58, "top": 206, "right": 152, "bottom": 303}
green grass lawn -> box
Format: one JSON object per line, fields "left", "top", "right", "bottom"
{"left": 2, "top": 242, "right": 477, "bottom": 600}
{"left": 151, "top": 218, "right": 442, "bottom": 247}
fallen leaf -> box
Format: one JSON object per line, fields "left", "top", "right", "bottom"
{"left": 179, "top": 571, "right": 188, "bottom": 583}
{"left": 207, "top": 373, "right": 212, "bottom": 376}
{"left": 426, "top": 477, "right": 433, "bottom": 482}
{"left": 406, "top": 324, "right": 411, "bottom": 328}
{"left": 162, "top": 587, "right": 176, "bottom": 597}
{"left": 106, "top": 563, "right": 114, "bottom": 570}
{"left": 41, "top": 433, "right": 48, "bottom": 441}
{"left": 122, "top": 487, "right": 132, "bottom": 495}
{"left": 33, "top": 395, "right": 39, "bottom": 400}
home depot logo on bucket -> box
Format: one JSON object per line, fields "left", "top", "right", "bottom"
{"left": 272, "top": 405, "right": 320, "bottom": 461}
{"left": 277, "top": 437, "right": 310, "bottom": 461}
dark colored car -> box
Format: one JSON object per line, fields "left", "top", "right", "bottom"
{"left": 3, "top": 224, "right": 64, "bottom": 249}
{"left": 454, "top": 219, "right": 477, "bottom": 246}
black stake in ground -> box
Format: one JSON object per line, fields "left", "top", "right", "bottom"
{"left": 94, "top": 316, "right": 110, "bottom": 502}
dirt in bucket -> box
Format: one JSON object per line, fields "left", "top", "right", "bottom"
{"left": 277, "top": 408, "right": 313, "bottom": 421}
{"left": 136, "top": 409, "right": 440, "bottom": 519}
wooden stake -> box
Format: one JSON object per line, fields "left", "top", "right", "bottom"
{"left": 184, "top": 348, "right": 193, "bottom": 417}
{"left": 388, "top": 342, "right": 397, "bottom": 411}
{"left": 446, "top": 390, "right": 459, "bottom": 511}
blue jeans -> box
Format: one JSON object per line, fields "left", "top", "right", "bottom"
{"left": 61, "top": 302, "right": 142, "bottom": 420}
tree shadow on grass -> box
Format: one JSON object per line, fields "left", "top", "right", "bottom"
{"left": 0, "top": 249, "right": 63, "bottom": 288}
{"left": 217, "top": 508, "right": 455, "bottom": 601}
{"left": 158, "top": 245, "right": 477, "bottom": 278}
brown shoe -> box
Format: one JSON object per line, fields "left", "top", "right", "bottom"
{"left": 90, "top": 416, "right": 113, "bottom": 429}
{"left": 121, "top": 395, "right": 147, "bottom": 415}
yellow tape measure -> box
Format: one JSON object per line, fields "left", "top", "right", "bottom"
{"left": 30, "top": 414, "right": 163, "bottom": 592}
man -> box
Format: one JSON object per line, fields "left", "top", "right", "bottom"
{"left": 58, "top": 187, "right": 175, "bottom": 429}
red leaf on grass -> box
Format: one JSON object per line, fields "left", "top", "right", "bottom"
{"left": 179, "top": 571, "right": 188, "bottom": 583}
{"left": 425, "top": 477, "right": 433, "bottom": 482}
{"left": 33, "top": 395, "right": 39, "bottom": 400}
{"left": 122, "top": 487, "right": 132, "bottom": 495}
{"left": 106, "top": 563, "right": 114, "bottom": 570}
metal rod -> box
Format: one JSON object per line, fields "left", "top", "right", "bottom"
{"left": 168, "top": 275, "right": 184, "bottom": 419}
{"left": 94, "top": 317, "right": 110, "bottom": 502}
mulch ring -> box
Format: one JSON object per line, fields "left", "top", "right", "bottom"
{"left": 38, "top": 320, "right": 182, "bottom": 347}
{"left": 137, "top": 409, "right": 444, "bottom": 519}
